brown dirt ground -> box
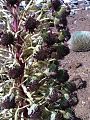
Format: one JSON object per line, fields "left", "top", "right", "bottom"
{"left": 61, "top": 9, "right": 90, "bottom": 120}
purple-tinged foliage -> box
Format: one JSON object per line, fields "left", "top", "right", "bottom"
{"left": 1, "top": 93, "right": 16, "bottom": 109}
{"left": 25, "top": 16, "right": 40, "bottom": 33}
{"left": 0, "top": 32, "right": 15, "bottom": 47}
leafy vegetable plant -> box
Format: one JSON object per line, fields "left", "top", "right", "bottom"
{"left": 0, "top": 0, "right": 79, "bottom": 120}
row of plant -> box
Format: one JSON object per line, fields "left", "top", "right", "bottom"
{"left": 0, "top": 0, "right": 80, "bottom": 120}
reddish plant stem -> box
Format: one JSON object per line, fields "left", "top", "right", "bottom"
{"left": 11, "top": 6, "right": 19, "bottom": 32}
{"left": 11, "top": 5, "right": 26, "bottom": 119}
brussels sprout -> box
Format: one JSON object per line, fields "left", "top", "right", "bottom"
{"left": 9, "top": 64, "right": 24, "bottom": 79}
{"left": 25, "top": 16, "right": 40, "bottom": 33}
{"left": 34, "top": 45, "right": 50, "bottom": 60}
{"left": 54, "top": 43, "right": 70, "bottom": 59}
{"left": 54, "top": 17, "right": 67, "bottom": 30}
{"left": 6, "top": 0, "right": 20, "bottom": 6}
{"left": 28, "top": 104, "right": 42, "bottom": 119}
{"left": 1, "top": 93, "right": 16, "bottom": 109}
{"left": 28, "top": 80, "right": 39, "bottom": 92}
{"left": 0, "top": 32, "right": 15, "bottom": 47}
{"left": 68, "top": 93, "right": 78, "bottom": 107}
{"left": 41, "top": 30, "right": 58, "bottom": 46}
{"left": 48, "top": 59, "right": 59, "bottom": 72}
{"left": 51, "top": 0, "right": 61, "bottom": 11}
{"left": 59, "top": 96, "right": 69, "bottom": 109}
{"left": 61, "top": 82, "right": 76, "bottom": 93}
{"left": 47, "top": 87, "right": 62, "bottom": 103}
{"left": 56, "top": 69, "right": 69, "bottom": 83}
{"left": 50, "top": 111, "right": 63, "bottom": 120}
{"left": 26, "top": 78, "right": 40, "bottom": 92}
{"left": 58, "top": 29, "right": 71, "bottom": 42}
{"left": 63, "top": 108, "right": 76, "bottom": 120}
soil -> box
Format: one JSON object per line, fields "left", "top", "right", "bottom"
{"left": 61, "top": 8, "right": 90, "bottom": 120}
